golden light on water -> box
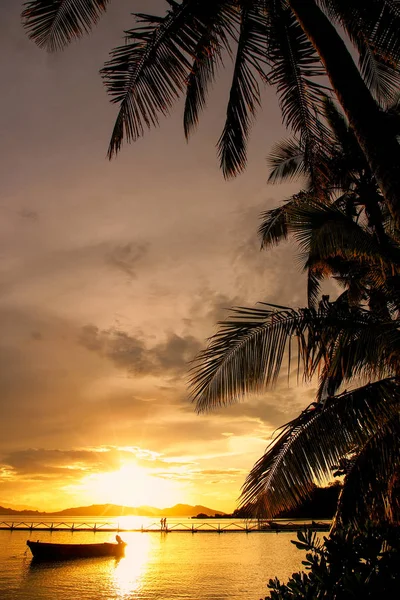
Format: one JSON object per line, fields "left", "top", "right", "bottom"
{"left": 113, "top": 533, "right": 152, "bottom": 596}
{"left": 80, "top": 462, "right": 184, "bottom": 507}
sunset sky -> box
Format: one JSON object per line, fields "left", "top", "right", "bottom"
{"left": 0, "top": 0, "right": 318, "bottom": 513}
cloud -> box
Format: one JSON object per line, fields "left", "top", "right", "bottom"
{"left": 79, "top": 325, "right": 202, "bottom": 378}
{"left": 0, "top": 445, "right": 188, "bottom": 481}
{"left": 1, "top": 448, "right": 117, "bottom": 479}
{"left": 105, "top": 242, "right": 149, "bottom": 278}
{"left": 18, "top": 208, "right": 39, "bottom": 221}
{"left": 183, "top": 291, "right": 244, "bottom": 332}
{"left": 220, "top": 385, "right": 316, "bottom": 427}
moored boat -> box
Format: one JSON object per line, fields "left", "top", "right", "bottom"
{"left": 26, "top": 535, "right": 126, "bottom": 561}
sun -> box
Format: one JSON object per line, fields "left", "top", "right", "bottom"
{"left": 82, "top": 462, "right": 183, "bottom": 508}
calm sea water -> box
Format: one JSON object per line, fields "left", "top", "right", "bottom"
{"left": 0, "top": 517, "right": 306, "bottom": 600}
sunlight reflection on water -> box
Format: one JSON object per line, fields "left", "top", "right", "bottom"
{"left": 0, "top": 525, "right": 306, "bottom": 600}
{"left": 113, "top": 533, "right": 151, "bottom": 596}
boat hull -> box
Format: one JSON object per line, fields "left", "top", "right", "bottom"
{"left": 26, "top": 540, "right": 126, "bottom": 561}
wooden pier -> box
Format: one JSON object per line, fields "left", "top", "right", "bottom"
{"left": 0, "top": 521, "right": 331, "bottom": 533}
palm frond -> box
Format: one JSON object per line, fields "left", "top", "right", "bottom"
{"left": 102, "top": 1, "right": 230, "bottom": 157}
{"left": 307, "top": 268, "right": 324, "bottom": 309}
{"left": 189, "top": 299, "right": 398, "bottom": 413}
{"left": 321, "top": 96, "right": 349, "bottom": 146}
{"left": 267, "top": 138, "right": 306, "bottom": 184}
{"left": 260, "top": 198, "right": 391, "bottom": 270}
{"left": 258, "top": 191, "right": 314, "bottom": 249}
{"left": 240, "top": 378, "right": 400, "bottom": 518}
{"left": 320, "top": 97, "right": 364, "bottom": 176}
{"left": 334, "top": 412, "right": 400, "bottom": 529}
{"left": 265, "top": 4, "right": 329, "bottom": 166}
{"left": 189, "top": 303, "right": 308, "bottom": 413}
{"left": 183, "top": 2, "right": 237, "bottom": 139}
{"left": 217, "top": 4, "right": 269, "bottom": 178}
{"left": 357, "top": 40, "right": 400, "bottom": 105}
{"left": 319, "top": 320, "right": 399, "bottom": 397}
{"left": 22, "top": 0, "right": 109, "bottom": 51}
{"left": 289, "top": 202, "right": 400, "bottom": 273}
{"left": 323, "top": 0, "right": 400, "bottom": 67}
{"left": 360, "top": 1, "right": 400, "bottom": 65}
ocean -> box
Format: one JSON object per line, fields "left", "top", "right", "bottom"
{"left": 0, "top": 517, "right": 307, "bottom": 600}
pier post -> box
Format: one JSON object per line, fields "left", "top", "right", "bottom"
{"left": 94, "top": 523, "right": 97, "bottom": 532}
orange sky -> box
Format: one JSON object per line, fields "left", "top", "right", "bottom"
{"left": 0, "top": 0, "right": 317, "bottom": 513}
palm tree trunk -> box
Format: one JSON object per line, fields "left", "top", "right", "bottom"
{"left": 288, "top": 0, "right": 400, "bottom": 228}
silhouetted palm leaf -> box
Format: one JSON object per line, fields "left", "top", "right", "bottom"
{"left": 217, "top": 3, "right": 268, "bottom": 177}
{"left": 327, "top": 0, "right": 400, "bottom": 68}
{"left": 102, "top": 1, "right": 239, "bottom": 158}
{"left": 334, "top": 412, "right": 400, "bottom": 529}
{"left": 358, "top": 42, "right": 400, "bottom": 105}
{"left": 265, "top": 4, "right": 329, "bottom": 165}
{"left": 267, "top": 138, "right": 306, "bottom": 184}
{"left": 258, "top": 191, "right": 314, "bottom": 250}
{"left": 189, "top": 300, "right": 399, "bottom": 413}
{"left": 22, "top": 0, "right": 110, "bottom": 51}
{"left": 183, "top": 3, "right": 235, "bottom": 139}
{"left": 22, "top": 1, "right": 400, "bottom": 222}
{"left": 240, "top": 378, "right": 400, "bottom": 517}
{"left": 102, "top": 1, "right": 333, "bottom": 173}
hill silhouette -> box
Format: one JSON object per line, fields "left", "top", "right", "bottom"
{"left": 0, "top": 503, "right": 225, "bottom": 518}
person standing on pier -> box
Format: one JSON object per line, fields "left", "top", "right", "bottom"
{"left": 160, "top": 518, "right": 164, "bottom": 530}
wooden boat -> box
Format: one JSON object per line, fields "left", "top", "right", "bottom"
{"left": 26, "top": 535, "right": 126, "bottom": 561}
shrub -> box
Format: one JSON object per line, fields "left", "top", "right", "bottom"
{"left": 262, "top": 525, "right": 400, "bottom": 599}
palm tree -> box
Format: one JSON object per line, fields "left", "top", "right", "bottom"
{"left": 189, "top": 297, "right": 400, "bottom": 527}
{"left": 189, "top": 104, "right": 400, "bottom": 528}
{"left": 21, "top": 1, "right": 400, "bottom": 224}
{"left": 260, "top": 98, "right": 400, "bottom": 310}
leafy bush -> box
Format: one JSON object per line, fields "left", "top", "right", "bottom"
{"left": 262, "top": 525, "right": 400, "bottom": 599}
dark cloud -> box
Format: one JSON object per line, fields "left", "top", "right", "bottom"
{"left": 105, "top": 242, "right": 149, "bottom": 278}
{"left": 232, "top": 206, "right": 307, "bottom": 307}
{"left": 1, "top": 448, "right": 119, "bottom": 478}
{"left": 184, "top": 291, "right": 245, "bottom": 331}
{"left": 18, "top": 208, "right": 39, "bottom": 221}
{"left": 79, "top": 325, "right": 202, "bottom": 378}
{"left": 31, "top": 330, "right": 42, "bottom": 340}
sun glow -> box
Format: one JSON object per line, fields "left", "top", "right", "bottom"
{"left": 82, "top": 462, "right": 183, "bottom": 507}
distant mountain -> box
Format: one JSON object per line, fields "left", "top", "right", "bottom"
{"left": 0, "top": 506, "right": 42, "bottom": 516}
{"left": 0, "top": 503, "right": 39, "bottom": 511}
{"left": 0, "top": 503, "right": 225, "bottom": 518}
{"left": 163, "top": 504, "right": 225, "bottom": 518}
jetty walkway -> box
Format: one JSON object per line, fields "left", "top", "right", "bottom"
{"left": 0, "top": 520, "right": 331, "bottom": 533}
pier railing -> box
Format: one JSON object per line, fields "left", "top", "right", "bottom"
{"left": 0, "top": 520, "right": 330, "bottom": 533}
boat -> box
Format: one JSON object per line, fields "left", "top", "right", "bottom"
{"left": 26, "top": 535, "right": 126, "bottom": 561}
